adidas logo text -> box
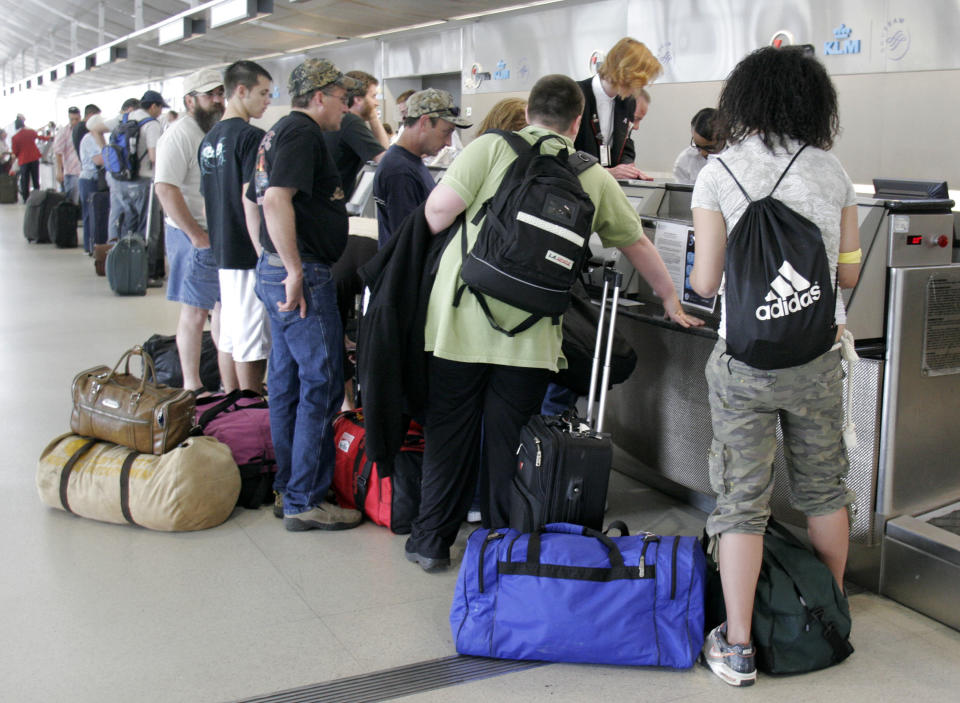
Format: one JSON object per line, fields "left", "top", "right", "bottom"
{"left": 755, "top": 261, "right": 821, "bottom": 320}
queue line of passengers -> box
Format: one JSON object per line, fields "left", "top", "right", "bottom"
{"left": 36, "top": 37, "right": 861, "bottom": 689}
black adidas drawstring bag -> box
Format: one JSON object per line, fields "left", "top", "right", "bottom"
{"left": 717, "top": 145, "right": 836, "bottom": 370}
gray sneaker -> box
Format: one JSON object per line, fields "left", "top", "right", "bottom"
{"left": 702, "top": 623, "right": 757, "bottom": 687}
{"left": 284, "top": 501, "right": 362, "bottom": 531}
{"left": 273, "top": 492, "right": 283, "bottom": 519}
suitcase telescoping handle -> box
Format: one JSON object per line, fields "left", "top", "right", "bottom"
{"left": 585, "top": 266, "right": 623, "bottom": 433}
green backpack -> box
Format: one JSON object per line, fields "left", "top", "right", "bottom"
{"left": 704, "top": 519, "right": 854, "bottom": 674}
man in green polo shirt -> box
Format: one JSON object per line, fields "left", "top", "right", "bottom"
{"left": 404, "top": 74, "right": 703, "bottom": 572}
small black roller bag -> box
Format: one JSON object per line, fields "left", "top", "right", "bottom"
{"left": 0, "top": 173, "right": 17, "bottom": 203}
{"left": 105, "top": 233, "right": 148, "bottom": 296}
{"left": 509, "top": 267, "right": 624, "bottom": 532}
{"left": 87, "top": 189, "right": 111, "bottom": 247}
{"left": 24, "top": 189, "right": 66, "bottom": 243}
{"left": 49, "top": 200, "right": 82, "bottom": 248}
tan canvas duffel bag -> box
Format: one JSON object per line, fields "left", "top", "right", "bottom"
{"left": 37, "top": 433, "right": 240, "bottom": 531}
{"left": 71, "top": 346, "right": 196, "bottom": 455}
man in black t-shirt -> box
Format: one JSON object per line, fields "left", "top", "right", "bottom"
{"left": 322, "top": 70, "right": 388, "bottom": 199}
{"left": 200, "top": 60, "right": 274, "bottom": 395}
{"left": 247, "top": 58, "right": 363, "bottom": 532}
{"left": 372, "top": 88, "right": 471, "bottom": 247}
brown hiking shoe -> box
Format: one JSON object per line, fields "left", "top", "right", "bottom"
{"left": 284, "top": 501, "right": 362, "bottom": 531}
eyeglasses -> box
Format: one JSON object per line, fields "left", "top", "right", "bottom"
{"left": 322, "top": 89, "right": 349, "bottom": 105}
{"left": 425, "top": 106, "right": 459, "bottom": 117}
{"left": 692, "top": 137, "right": 722, "bottom": 154}
{"left": 190, "top": 86, "right": 225, "bottom": 99}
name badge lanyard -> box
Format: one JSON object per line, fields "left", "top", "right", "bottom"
{"left": 590, "top": 113, "right": 611, "bottom": 167}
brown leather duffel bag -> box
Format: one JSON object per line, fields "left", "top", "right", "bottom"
{"left": 94, "top": 242, "right": 113, "bottom": 276}
{"left": 71, "top": 346, "right": 196, "bottom": 454}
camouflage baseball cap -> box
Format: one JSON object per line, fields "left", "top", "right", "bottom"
{"left": 288, "top": 58, "right": 358, "bottom": 98}
{"left": 406, "top": 88, "right": 472, "bottom": 127}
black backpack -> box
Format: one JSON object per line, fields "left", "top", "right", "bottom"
{"left": 717, "top": 145, "right": 836, "bottom": 369}
{"left": 102, "top": 114, "right": 155, "bottom": 181}
{"left": 455, "top": 130, "right": 598, "bottom": 336}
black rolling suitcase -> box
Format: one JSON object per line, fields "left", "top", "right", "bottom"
{"left": 105, "top": 233, "right": 148, "bottom": 296}
{"left": 87, "top": 190, "right": 110, "bottom": 248}
{"left": 0, "top": 173, "right": 17, "bottom": 204}
{"left": 49, "top": 200, "right": 81, "bottom": 248}
{"left": 509, "top": 267, "right": 624, "bottom": 532}
{"left": 24, "top": 189, "right": 66, "bottom": 243}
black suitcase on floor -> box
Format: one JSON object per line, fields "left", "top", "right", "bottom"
{"left": 0, "top": 173, "right": 16, "bottom": 204}
{"left": 49, "top": 200, "right": 81, "bottom": 248}
{"left": 105, "top": 233, "right": 148, "bottom": 296}
{"left": 87, "top": 190, "right": 110, "bottom": 247}
{"left": 509, "top": 267, "right": 624, "bottom": 532}
{"left": 24, "top": 189, "right": 66, "bottom": 243}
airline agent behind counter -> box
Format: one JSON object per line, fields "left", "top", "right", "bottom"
{"left": 574, "top": 37, "right": 660, "bottom": 181}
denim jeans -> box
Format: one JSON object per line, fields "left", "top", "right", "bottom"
{"left": 255, "top": 253, "right": 344, "bottom": 515}
{"left": 62, "top": 174, "right": 79, "bottom": 204}
{"left": 106, "top": 174, "right": 151, "bottom": 241}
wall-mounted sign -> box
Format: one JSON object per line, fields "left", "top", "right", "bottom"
{"left": 881, "top": 17, "right": 911, "bottom": 61}
{"left": 770, "top": 30, "right": 796, "bottom": 48}
{"left": 589, "top": 51, "right": 604, "bottom": 75}
{"left": 658, "top": 42, "right": 673, "bottom": 66}
{"left": 464, "top": 63, "right": 492, "bottom": 90}
{"left": 492, "top": 60, "right": 510, "bottom": 80}
{"left": 824, "top": 24, "right": 861, "bottom": 55}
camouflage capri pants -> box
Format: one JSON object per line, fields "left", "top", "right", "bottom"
{"left": 704, "top": 339, "right": 855, "bottom": 536}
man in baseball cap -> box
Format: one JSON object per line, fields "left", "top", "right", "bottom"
{"left": 243, "top": 58, "right": 364, "bottom": 531}
{"left": 155, "top": 67, "right": 228, "bottom": 394}
{"left": 140, "top": 90, "right": 170, "bottom": 112}
{"left": 372, "top": 88, "right": 471, "bottom": 246}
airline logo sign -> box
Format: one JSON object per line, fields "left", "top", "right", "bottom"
{"left": 755, "top": 260, "right": 821, "bottom": 320}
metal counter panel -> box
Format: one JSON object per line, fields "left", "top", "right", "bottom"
{"left": 878, "top": 266, "right": 960, "bottom": 517}
{"left": 605, "top": 314, "right": 882, "bottom": 544}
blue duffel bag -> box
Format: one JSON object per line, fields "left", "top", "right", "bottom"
{"left": 450, "top": 522, "right": 706, "bottom": 668}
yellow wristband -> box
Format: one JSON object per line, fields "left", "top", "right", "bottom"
{"left": 837, "top": 248, "right": 862, "bottom": 264}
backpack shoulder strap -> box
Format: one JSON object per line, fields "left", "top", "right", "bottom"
{"left": 136, "top": 117, "right": 157, "bottom": 127}
{"left": 568, "top": 150, "right": 598, "bottom": 176}
{"left": 486, "top": 129, "right": 529, "bottom": 157}
{"left": 768, "top": 143, "right": 808, "bottom": 197}
{"left": 716, "top": 157, "right": 753, "bottom": 203}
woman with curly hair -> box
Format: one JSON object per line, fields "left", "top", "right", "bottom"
{"left": 574, "top": 37, "right": 661, "bottom": 180}
{"left": 690, "top": 46, "right": 861, "bottom": 687}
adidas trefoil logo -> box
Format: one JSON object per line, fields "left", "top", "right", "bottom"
{"left": 755, "top": 260, "right": 821, "bottom": 320}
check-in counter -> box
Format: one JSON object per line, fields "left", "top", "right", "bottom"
{"left": 591, "top": 180, "right": 960, "bottom": 607}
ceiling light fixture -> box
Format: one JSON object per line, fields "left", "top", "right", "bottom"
{"left": 448, "top": 0, "right": 565, "bottom": 22}
{"left": 95, "top": 45, "right": 128, "bottom": 67}
{"left": 209, "top": 0, "right": 274, "bottom": 29}
{"left": 356, "top": 20, "right": 447, "bottom": 40}
{"left": 159, "top": 17, "right": 207, "bottom": 45}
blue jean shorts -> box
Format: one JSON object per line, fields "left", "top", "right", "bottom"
{"left": 165, "top": 224, "right": 220, "bottom": 309}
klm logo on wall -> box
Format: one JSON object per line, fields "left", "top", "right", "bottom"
{"left": 825, "top": 24, "right": 861, "bottom": 56}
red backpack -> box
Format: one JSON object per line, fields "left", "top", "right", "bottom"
{"left": 332, "top": 409, "right": 423, "bottom": 533}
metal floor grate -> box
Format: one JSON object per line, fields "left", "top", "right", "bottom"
{"left": 231, "top": 655, "right": 548, "bottom": 703}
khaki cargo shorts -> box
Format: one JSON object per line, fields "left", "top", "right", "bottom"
{"left": 704, "top": 339, "right": 856, "bottom": 536}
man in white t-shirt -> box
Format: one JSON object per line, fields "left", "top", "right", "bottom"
{"left": 154, "top": 68, "right": 233, "bottom": 395}
{"left": 105, "top": 91, "right": 165, "bottom": 242}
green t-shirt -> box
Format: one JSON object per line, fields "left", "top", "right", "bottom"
{"left": 424, "top": 125, "right": 643, "bottom": 371}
